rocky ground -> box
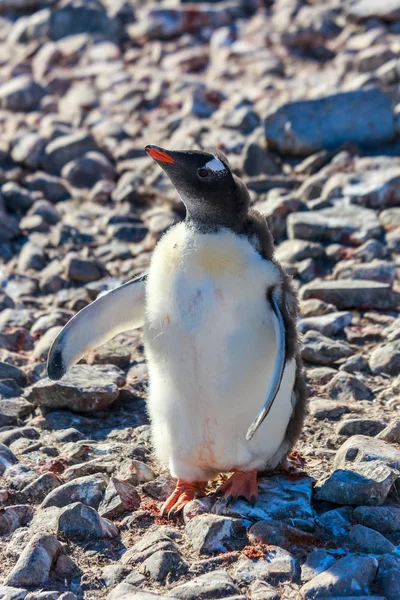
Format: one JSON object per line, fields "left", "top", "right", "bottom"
{"left": 0, "top": 0, "right": 400, "bottom": 598}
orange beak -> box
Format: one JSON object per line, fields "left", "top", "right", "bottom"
{"left": 144, "top": 145, "right": 176, "bottom": 164}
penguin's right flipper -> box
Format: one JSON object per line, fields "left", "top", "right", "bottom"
{"left": 47, "top": 273, "right": 147, "bottom": 380}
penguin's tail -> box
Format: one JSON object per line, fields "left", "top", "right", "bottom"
{"left": 47, "top": 273, "right": 147, "bottom": 380}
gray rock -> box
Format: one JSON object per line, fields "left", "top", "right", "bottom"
{"left": 41, "top": 473, "right": 108, "bottom": 509}
{"left": 0, "top": 427, "right": 37, "bottom": 446}
{"left": 317, "top": 507, "right": 353, "bottom": 537}
{"left": 301, "top": 550, "right": 336, "bottom": 583}
{"left": 275, "top": 239, "right": 325, "bottom": 264}
{"left": 334, "top": 435, "right": 400, "bottom": 472}
{"left": 2, "top": 183, "right": 34, "bottom": 212}
{"left": 316, "top": 462, "right": 397, "bottom": 505}
{"left": 288, "top": 201, "right": 382, "bottom": 246}
{"left": 141, "top": 473, "right": 176, "bottom": 500}
{"left": 234, "top": 547, "right": 298, "bottom": 585}
{"left": 11, "top": 133, "right": 47, "bottom": 170}
{"left": 50, "top": 0, "right": 121, "bottom": 41}
{"left": 352, "top": 239, "right": 386, "bottom": 262}
{"left": 4, "top": 534, "right": 63, "bottom": 588}
{"left": 339, "top": 353, "right": 370, "bottom": 374}
{"left": 129, "top": 4, "right": 233, "bottom": 41}
{"left": 116, "top": 458, "right": 155, "bottom": 486}
{"left": 26, "top": 364, "right": 124, "bottom": 412}
{"left": 141, "top": 549, "right": 187, "bottom": 581}
{"left": 307, "top": 367, "right": 337, "bottom": 385}
{"left": 31, "top": 312, "right": 70, "bottom": 337}
{"left": 213, "top": 474, "right": 313, "bottom": 529}
{"left": 25, "top": 172, "right": 70, "bottom": 202}
{"left": 309, "top": 399, "right": 351, "bottom": 420}
{"left": 257, "top": 193, "right": 306, "bottom": 240}
{"left": 24, "top": 592, "right": 59, "bottom": 600}
{"left": 0, "top": 76, "right": 44, "bottom": 112}
{"left": 0, "top": 505, "right": 34, "bottom": 535}
{"left": 300, "top": 555, "right": 378, "bottom": 599}
{"left": 64, "top": 256, "right": 103, "bottom": 283}
{"left": 302, "top": 330, "right": 352, "bottom": 365}
{"left": 0, "top": 397, "right": 34, "bottom": 428}
{"left": 249, "top": 580, "right": 280, "bottom": 600}
{"left": 376, "top": 555, "right": 400, "bottom": 600}
{"left": 57, "top": 502, "right": 118, "bottom": 538}
{"left": 346, "top": 0, "right": 400, "bottom": 22}
{"left": 249, "top": 519, "right": 317, "bottom": 549}
{"left": 318, "top": 434, "right": 400, "bottom": 505}
{"left": 377, "top": 421, "right": 400, "bottom": 443}
{"left": 300, "top": 299, "right": 337, "bottom": 318}
{"left": 380, "top": 206, "right": 400, "bottom": 230}
{"left": 101, "top": 564, "right": 129, "bottom": 587}
{"left": 168, "top": 570, "right": 240, "bottom": 599}
{"left": 19, "top": 473, "right": 61, "bottom": 504}
{"left": 369, "top": 342, "right": 400, "bottom": 375}
{"left": 264, "top": 88, "right": 394, "bottom": 156}
{"left": 0, "top": 308, "right": 35, "bottom": 330}
{"left": 0, "top": 211, "right": 19, "bottom": 242}
{"left": 324, "top": 372, "right": 373, "bottom": 402}
{"left": 384, "top": 319, "right": 400, "bottom": 343}
{"left": 298, "top": 312, "right": 352, "bottom": 336}
{"left": 62, "top": 152, "right": 115, "bottom": 189}
{"left": 301, "top": 280, "right": 399, "bottom": 310}
{"left": 98, "top": 477, "right": 141, "bottom": 519}
{"left": 326, "top": 160, "right": 400, "bottom": 210}
{"left": 348, "top": 524, "right": 394, "bottom": 554}
{"left": 108, "top": 587, "right": 170, "bottom": 600}
{"left": 42, "top": 131, "right": 99, "bottom": 174}
{"left": 185, "top": 515, "right": 247, "bottom": 554}
{"left": 336, "top": 418, "right": 386, "bottom": 437}
{"left": 333, "top": 260, "right": 396, "bottom": 285}
{"left": 17, "top": 243, "right": 46, "bottom": 272}
{"left": 242, "top": 141, "right": 280, "bottom": 177}
{"left": 0, "top": 443, "right": 18, "bottom": 474}
{"left": 0, "top": 362, "right": 26, "bottom": 386}
{"left": 0, "top": 587, "right": 28, "bottom": 600}
{"left": 121, "top": 527, "right": 181, "bottom": 567}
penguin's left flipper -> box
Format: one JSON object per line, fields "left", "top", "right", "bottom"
{"left": 246, "top": 289, "right": 286, "bottom": 441}
{"left": 47, "top": 273, "right": 147, "bottom": 381}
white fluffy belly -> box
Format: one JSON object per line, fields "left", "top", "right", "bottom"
{"left": 144, "top": 224, "right": 296, "bottom": 481}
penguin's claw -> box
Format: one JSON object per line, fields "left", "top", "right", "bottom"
{"left": 220, "top": 469, "right": 258, "bottom": 504}
{"left": 161, "top": 479, "right": 206, "bottom": 518}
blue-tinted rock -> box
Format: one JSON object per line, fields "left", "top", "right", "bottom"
{"left": 264, "top": 88, "right": 394, "bottom": 156}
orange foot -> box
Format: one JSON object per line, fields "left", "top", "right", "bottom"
{"left": 161, "top": 479, "right": 207, "bottom": 518}
{"left": 220, "top": 469, "right": 258, "bottom": 505}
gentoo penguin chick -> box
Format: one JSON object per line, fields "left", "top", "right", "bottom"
{"left": 47, "top": 145, "right": 306, "bottom": 517}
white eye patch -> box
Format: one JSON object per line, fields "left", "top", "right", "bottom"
{"left": 205, "top": 157, "right": 226, "bottom": 173}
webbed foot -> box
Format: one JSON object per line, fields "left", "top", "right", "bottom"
{"left": 219, "top": 469, "right": 258, "bottom": 505}
{"left": 161, "top": 479, "right": 207, "bottom": 518}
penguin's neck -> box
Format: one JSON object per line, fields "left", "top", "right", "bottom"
{"left": 184, "top": 210, "right": 246, "bottom": 236}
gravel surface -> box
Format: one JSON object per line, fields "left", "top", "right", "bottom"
{"left": 0, "top": 1, "right": 400, "bottom": 599}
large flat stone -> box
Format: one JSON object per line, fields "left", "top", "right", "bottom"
{"left": 25, "top": 364, "right": 125, "bottom": 412}
{"left": 288, "top": 201, "right": 383, "bottom": 245}
{"left": 264, "top": 88, "right": 394, "bottom": 156}
{"left": 301, "top": 555, "right": 378, "bottom": 599}
{"left": 212, "top": 474, "right": 314, "bottom": 529}
{"left": 346, "top": 0, "right": 400, "bottom": 22}
{"left": 316, "top": 435, "right": 400, "bottom": 505}
{"left": 167, "top": 569, "right": 240, "bottom": 599}
{"left": 301, "top": 280, "right": 399, "bottom": 310}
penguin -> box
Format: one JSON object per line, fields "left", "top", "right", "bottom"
{"left": 47, "top": 145, "right": 307, "bottom": 517}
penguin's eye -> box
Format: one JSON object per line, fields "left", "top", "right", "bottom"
{"left": 197, "top": 168, "right": 209, "bottom": 178}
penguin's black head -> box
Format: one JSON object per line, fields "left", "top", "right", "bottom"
{"left": 145, "top": 145, "right": 249, "bottom": 232}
